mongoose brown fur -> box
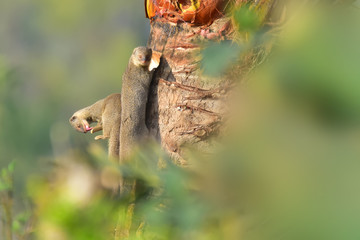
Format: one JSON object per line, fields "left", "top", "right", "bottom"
{"left": 69, "top": 93, "right": 121, "bottom": 159}
{"left": 120, "top": 47, "right": 154, "bottom": 161}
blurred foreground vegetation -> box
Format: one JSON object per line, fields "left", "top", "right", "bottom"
{"left": 0, "top": 0, "right": 147, "bottom": 189}
{"left": 1, "top": 1, "right": 360, "bottom": 239}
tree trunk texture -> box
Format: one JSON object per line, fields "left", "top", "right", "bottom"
{"left": 146, "top": 19, "right": 230, "bottom": 165}
{"left": 115, "top": 1, "right": 280, "bottom": 238}
{"left": 145, "top": 0, "right": 279, "bottom": 165}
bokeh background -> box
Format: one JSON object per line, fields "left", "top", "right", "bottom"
{"left": 1, "top": 1, "right": 360, "bottom": 240}
{"left": 0, "top": 0, "right": 148, "bottom": 192}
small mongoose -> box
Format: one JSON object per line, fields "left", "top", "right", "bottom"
{"left": 120, "top": 46, "right": 154, "bottom": 162}
{"left": 69, "top": 93, "right": 121, "bottom": 159}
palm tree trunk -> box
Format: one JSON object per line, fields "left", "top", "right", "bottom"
{"left": 145, "top": 0, "right": 278, "bottom": 164}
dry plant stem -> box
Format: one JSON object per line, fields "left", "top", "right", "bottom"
{"left": 1, "top": 193, "right": 13, "bottom": 240}
{"left": 114, "top": 208, "right": 128, "bottom": 240}
{"left": 114, "top": 185, "right": 137, "bottom": 240}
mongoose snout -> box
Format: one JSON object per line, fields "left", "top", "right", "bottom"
{"left": 69, "top": 115, "right": 93, "bottom": 133}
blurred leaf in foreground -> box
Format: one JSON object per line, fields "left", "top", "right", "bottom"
{"left": 201, "top": 41, "right": 241, "bottom": 77}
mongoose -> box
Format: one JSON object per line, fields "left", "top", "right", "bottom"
{"left": 115, "top": 47, "right": 157, "bottom": 236}
{"left": 69, "top": 93, "right": 121, "bottom": 159}
{"left": 120, "top": 46, "right": 154, "bottom": 162}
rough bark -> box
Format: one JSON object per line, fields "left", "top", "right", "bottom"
{"left": 114, "top": 1, "right": 280, "bottom": 238}
{"left": 146, "top": 19, "right": 230, "bottom": 165}
{"left": 145, "top": 0, "right": 279, "bottom": 165}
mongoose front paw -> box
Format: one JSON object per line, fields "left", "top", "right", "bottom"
{"left": 95, "top": 135, "right": 106, "bottom": 140}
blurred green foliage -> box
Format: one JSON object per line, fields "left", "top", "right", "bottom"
{"left": 232, "top": 4, "right": 261, "bottom": 33}
{"left": 1, "top": 0, "right": 360, "bottom": 240}
{"left": 201, "top": 41, "right": 241, "bottom": 77}
{"left": 0, "top": 0, "right": 148, "bottom": 190}
{"left": 0, "top": 1, "right": 148, "bottom": 238}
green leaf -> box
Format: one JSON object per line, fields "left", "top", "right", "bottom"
{"left": 8, "top": 161, "right": 15, "bottom": 173}
{"left": 201, "top": 41, "right": 241, "bottom": 77}
{"left": 15, "top": 212, "right": 31, "bottom": 223}
{"left": 12, "top": 220, "right": 21, "bottom": 232}
{"left": 1, "top": 168, "right": 7, "bottom": 179}
{"left": 0, "top": 181, "right": 8, "bottom": 191}
{"left": 233, "top": 4, "right": 261, "bottom": 32}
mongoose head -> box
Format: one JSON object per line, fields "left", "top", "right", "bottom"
{"left": 69, "top": 114, "right": 93, "bottom": 133}
{"left": 131, "top": 47, "right": 152, "bottom": 67}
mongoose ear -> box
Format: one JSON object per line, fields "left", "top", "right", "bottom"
{"left": 149, "top": 50, "right": 161, "bottom": 71}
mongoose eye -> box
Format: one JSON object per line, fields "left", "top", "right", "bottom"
{"left": 132, "top": 47, "right": 152, "bottom": 67}
{"left": 136, "top": 54, "right": 151, "bottom": 65}
{"left": 70, "top": 116, "right": 77, "bottom": 122}
{"left": 137, "top": 54, "right": 146, "bottom": 62}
